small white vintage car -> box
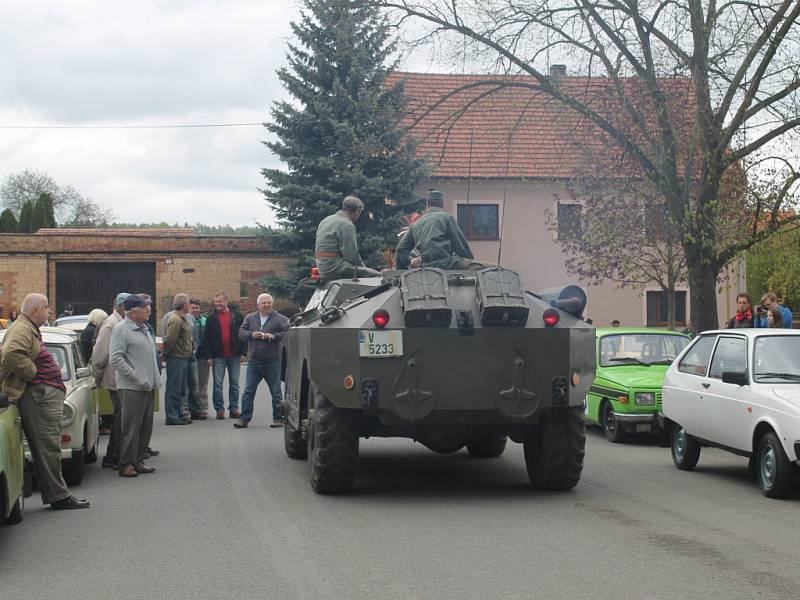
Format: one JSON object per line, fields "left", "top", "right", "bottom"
{"left": 662, "top": 329, "right": 800, "bottom": 498}
{"left": 0, "top": 327, "right": 100, "bottom": 486}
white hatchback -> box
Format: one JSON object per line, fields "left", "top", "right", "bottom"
{"left": 662, "top": 329, "right": 800, "bottom": 498}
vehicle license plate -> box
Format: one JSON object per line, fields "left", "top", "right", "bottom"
{"left": 636, "top": 423, "right": 652, "bottom": 433}
{"left": 358, "top": 330, "right": 403, "bottom": 358}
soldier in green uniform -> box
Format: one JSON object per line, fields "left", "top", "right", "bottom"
{"left": 396, "top": 189, "right": 483, "bottom": 269}
{"left": 315, "top": 196, "right": 381, "bottom": 279}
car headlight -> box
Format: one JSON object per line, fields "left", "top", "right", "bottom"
{"left": 62, "top": 403, "right": 76, "bottom": 426}
{"left": 634, "top": 392, "right": 655, "bottom": 406}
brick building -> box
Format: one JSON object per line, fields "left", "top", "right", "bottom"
{"left": 0, "top": 228, "right": 292, "bottom": 332}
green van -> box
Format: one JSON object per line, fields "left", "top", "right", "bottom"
{"left": 585, "top": 327, "right": 690, "bottom": 443}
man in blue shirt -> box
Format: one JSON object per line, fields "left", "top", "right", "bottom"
{"left": 755, "top": 292, "right": 793, "bottom": 328}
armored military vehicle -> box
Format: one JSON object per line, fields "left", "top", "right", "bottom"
{"left": 282, "top": 266, "right": 595, "bottom": 494}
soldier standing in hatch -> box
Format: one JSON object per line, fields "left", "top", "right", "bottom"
{"left": 395, "top": 189, "right": 483, "bottom": 270}
{"left": 314, "top": 195, "right": 380, "bottom": 279}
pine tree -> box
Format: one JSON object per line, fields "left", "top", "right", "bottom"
{"left": 0, "top": 208, "right": 18, "bottom": 233}
{"left": 262, "top": 0, "right": 426, "bottom": 303}
{"left": 32, "top": 195, "right": 50, "bottom": 231}
{"left": 37, "top": 192, "right": 57, "bottom": 227}
{"left": 18, "top": 201, "right": 34, "bottom": 233}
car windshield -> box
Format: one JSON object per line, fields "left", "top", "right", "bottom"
{"left": 753, "top": 337, "right": 800, "bottom": 383}
{"left": 45, "top": 344, "right": 71, "bottom": 382}
{"left": 600, "top": 333, "right": 689, "bottom": 367}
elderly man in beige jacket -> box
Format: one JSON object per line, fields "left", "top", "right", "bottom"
{"left": 92, "top": 292, "right": 130, "bottom": 468}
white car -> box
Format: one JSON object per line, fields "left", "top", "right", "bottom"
{"left": 662, "top": 329, "right": 800, "bottom": 498}
{"left": 0, "top": 327, "right": 100, "bottom": 486}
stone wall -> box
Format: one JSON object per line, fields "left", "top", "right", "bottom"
{"left": 0, "top": 230, "right": 293, "bottom": 328}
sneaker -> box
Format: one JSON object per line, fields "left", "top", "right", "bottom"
{"left": 191, "top": 412, "right": 208, "bottom": 420}
{"left": 136, "top": 463, "right": 156, "bottom": 474}
{"left": 216, "top": 410, "right": 225, "bottom": 420}
{"left": 233, "top": 420, "right": 249, "bottom": 429}
{"left": 229, "top": 409, "right": 241, "bottom": 419}
{"left": 270, "top": 420, "right": 283, "bottom": 428}
{"left": 102, "top": 457, "right": 117, "bottom": 468}
{"left": 146, "top": 447, "right": 160, "bottom": 457}
{"left": 51, "top": 495, "right": 91, "bottom": 510}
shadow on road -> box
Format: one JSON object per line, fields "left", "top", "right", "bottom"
{"left": 347, "top": 443, "right": 581, "bottom": 499}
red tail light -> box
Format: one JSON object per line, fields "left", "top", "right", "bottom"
{"left": 543, "top": 308, "right": 560, "bottom": 327}
{"left": 310, "top": 267, "right": 320, "bottom": 280}
{"left": 372, "top": 309, "right": 390, "bottom": 328}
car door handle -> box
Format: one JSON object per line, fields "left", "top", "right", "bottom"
{"left": 701, "top": 383, "right": 710, "bottom": 389}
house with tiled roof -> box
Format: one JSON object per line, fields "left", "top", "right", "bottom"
{"left": 388, "top": 69, "right": 742, "bottom": 328}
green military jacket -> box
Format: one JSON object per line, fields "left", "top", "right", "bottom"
{"left": 0, "top": 314, "right": 41, "bottom": 403}
{"left": 163, "top": 311, "right": 193, "bottom": 358}
{"left": 395, "top": 207, "right": 474, "bottom": 269}
{"left": 315, "top": 210, "right": 366, "bottom": 278}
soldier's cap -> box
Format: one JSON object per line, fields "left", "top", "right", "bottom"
{"left": 426, "top": 188, "right": 444, "bottom": 202}
{"left": 114, "top": 292, "right": 132, "bottom": 306}
{"left": 123, "top": 295, "right": 151, "bottom": 311}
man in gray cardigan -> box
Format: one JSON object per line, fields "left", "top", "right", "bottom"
{"left": 110, "top": 295, "right": 161, "bottom": 477}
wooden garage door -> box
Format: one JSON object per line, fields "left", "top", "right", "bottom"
{"left": 55, "top": 262, "right": 157, "bottom": 321}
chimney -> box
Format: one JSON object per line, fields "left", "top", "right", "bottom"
{"left": 549, "top": 64, "right": 567, "bottom": 79}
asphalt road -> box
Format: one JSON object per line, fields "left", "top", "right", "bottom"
{"left": 2, "top": 378, "right": 799, "bottom": 599}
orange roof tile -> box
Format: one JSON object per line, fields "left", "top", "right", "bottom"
{"left": 388, "top": 72, "right": 693, "bottom": 180}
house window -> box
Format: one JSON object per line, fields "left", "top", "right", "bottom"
{"left": 557, "top": 203, "right": 582, "bottom": 240}
{"left": 457, "top": 204, "right": 499, "bottom": 240}
{"left": 646, "top": 291, "right": 687, "bottom": 326}
{"left": 240, "top": 281, "right": 249, "bottom": 298}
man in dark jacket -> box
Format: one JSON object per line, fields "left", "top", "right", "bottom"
{"left": 203, "top": 292, "right": 246, "bottom": 419}
{"left": 190, "top": 299, "right": 209, "bottom": 418}
{"left": 235, "top": 293, "right": 290, "bottom": 429}
{"left": 726, "top": 293, "right": 755, "bottom": 328}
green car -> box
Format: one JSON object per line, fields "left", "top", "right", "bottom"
{"left": 585, "top": 328, "right": 690, "bottom": 443}
{"left": 0, "top": 394, "right": 26, "bottom": 524}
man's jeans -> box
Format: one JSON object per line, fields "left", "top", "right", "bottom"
{"left": 212, "top": 357, "right": 240, "bottom": 412}
{"left": 184, "top": 355, "right": 202, "bottom": 414}
{"left": 240, "top": 358, "right": 282, "bottom": 422}
{"left": 165, "top": 356, "right": 189, "bottom": 424}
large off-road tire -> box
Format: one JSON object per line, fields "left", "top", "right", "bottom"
{"left": 671, "top": 425, "right": 701, "bottom": 471}
{"left": 284, "top": 382, "right": 307, "bottom": 460}
{"left": 4, "top": 495, "right": 23, "bottom": 525}
{"left": 466, "top": 435, "right": 507, "bottom": 458}
{"left": 523, "top": 408, "right": 585, "bottom": 490}
{"left": 422, "top": 440, "right": 465, "bottom": 454}
{"left": 756, "top": 432, "right": 793, "bottom": 499}
{"left": 602, "top": 400, "right": 626, "bottom": 443}
{"left": 307, "top": 383, "right": 359, "bottom": 494}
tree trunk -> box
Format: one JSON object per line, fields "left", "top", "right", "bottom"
{"left": 686, "top": 256, "right": 721, "bottom": 333}
{"left": 667, "top": 287, "right": 676, "bottom": 330}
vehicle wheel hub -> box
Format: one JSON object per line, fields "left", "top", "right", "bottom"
{"left": 760, "top": 444, "right": 776, "bottom": 487}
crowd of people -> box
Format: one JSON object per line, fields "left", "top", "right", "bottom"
{"left": 726, "top": 292, "right": 794, "bottom": 329}
{"left": 0, "top": 287, "right": 289, "bottom": 509}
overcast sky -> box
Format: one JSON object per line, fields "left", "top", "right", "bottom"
{"left": 0, "top": 0, "right": 324, "bottom": 227}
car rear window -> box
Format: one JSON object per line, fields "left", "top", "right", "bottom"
{"left": 677, "top": 335, "right": 717, "bottom": 376}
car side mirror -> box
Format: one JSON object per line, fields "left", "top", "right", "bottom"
{"left": 721, "top": 371, "right": 748, "bottom": 386}
{"left": 76, "top": 367, "right": 91, "bottom": 379}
